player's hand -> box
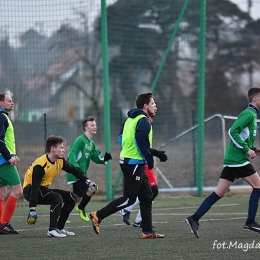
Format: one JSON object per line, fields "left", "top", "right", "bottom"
{"left": 9, "top": 156, "right": 18, "bottom": 165}
{"left": 86, "top": 179, "right": 98, "bottom": 194}
{"left": 255, "top": 148, "right": 260, "bottom": 156}
{"left": 104, "top": 152, "right": 112, "bottom": 162}
{"left": 151, "top": 149, "right": 168, "bottom": 162}
{"left": 27, "top": 209, "right": 37, "bottom": 225}
{"left": 247, "top": 149, "right": 256, "bottom": 159}
{"left": 147, "top": 161, "right": 154, "bottom": 170}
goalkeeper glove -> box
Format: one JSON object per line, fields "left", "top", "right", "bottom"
{"left": 86, "top": 179, "right": 98, "bottom": 194}
{"left": 27, "top": 208, "right": 37, "bottom": 225}
{"left": 104, "top": 152, "right": 112, "bottom": 162}
{"left": 150, "top": 149, "right": 168, "bottom": 162}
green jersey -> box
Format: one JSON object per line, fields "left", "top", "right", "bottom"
{"left": 224, "top": 106, "right": 258, "bottom": 167}
{"left": 66, "top": 134, "right": 105, "bottom": 184}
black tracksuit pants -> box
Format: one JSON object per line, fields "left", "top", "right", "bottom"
{"left": 23, "top": 186, "right": 77, "bottom": 230}
{"left": 97, "top": 164, "right": 153, "bottom": 232}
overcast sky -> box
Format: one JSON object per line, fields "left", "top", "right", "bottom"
{"left": 230, "top": 0, "right": 260, "bottom": 20}
{"left": 0, "top": 0, "right": 117, "bottom": 46}
{"left": 0, "top": 0, "right": 259, "bottom": 47}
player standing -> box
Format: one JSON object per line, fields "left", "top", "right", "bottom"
{"left": 66, "top": 116, "right": 112, "bottom": 222}
{"left": 186, "top": 87, "right": 260, "bottom": 238}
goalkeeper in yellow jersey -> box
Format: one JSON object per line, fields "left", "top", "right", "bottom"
{"left": 23, "top": 135, "right": 98, "bottom": 238}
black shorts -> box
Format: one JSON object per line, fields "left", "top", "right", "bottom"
{"left": 72, "top": 180, "right": 89, "bottom": 197}
{"left": 220, "top": 164, "right": 256, "bottom": 182}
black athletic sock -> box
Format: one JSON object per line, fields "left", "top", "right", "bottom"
{"left": 247, "top": 188, "right": 260, "bottom": 223}
{"left": 192, "top": 192, "right": 221, "bottom": 222}
{"left": 78, "top": 193, "right": 91, "bottom": 210}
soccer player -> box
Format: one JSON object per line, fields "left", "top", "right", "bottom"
{"left": 23, "top": 135, "right": 98, "bottom": 238}
{"left": 120, "top": 116, "right": 167, "bottom": 227}
{"left": 0, "top": 92, "right": 23, "bottom": 234}
{"left": 66, "top": 116, "right": 112, "bottom": 222}
{"left": 89, "top": 91, "right": 164, "bottom": 239}
{"left": 186, "top": 87, "right": 260, "bottom": 238}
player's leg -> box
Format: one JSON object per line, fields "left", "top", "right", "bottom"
{"left": 138, "top": 173, "right": 164, "bottom": 238}
{"left": 120, "top": 197, "right": 140, "bottom": 225}
{"left": 0, "top": 186, "right": 7, "bottom": 234}
{"left": 133, "top": 185, "right": 158, "bottom": 227}
{"left": 36, "top": 187, "right": 66, "bottom": 237}
{"left": 90, "top": 164, "right": 143, "bottom": 234}
{"left": 73, "top": 181, "right": 91, "bottom": 222}
{"left": 138, "top": 173, "right": 153, "bottom": 232}
{"left": 0, "top": 165, "right": 22, "bottom": 234}
{"left": 0, "top": 186, "right": 7, "bottom": 221}
{"left": 186, "top": 167, "right": 234, "bottom": 238}
{"left": 193, "top": 178, "right": 230, "bottom": 218}
{"left": 243, "top": 169, "right": 260, "bottom": 233}
{"left": 133, "top": 166, "right": 158, "bottom": 227}
{"left": 53, "top": 189, "right": 77, "bottom": 236}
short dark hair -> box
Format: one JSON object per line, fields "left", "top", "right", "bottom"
{"left": 0, "top": 92, "right": 8, "bottom": 102}
{"left": 82, "top": 116, "right": 96, "bottom": 130}
{"left": 135, "top": 92, "right": 154, "bottom": 109}
{"left": 248, "top": 88, "right": 260, "bottom": 102}
{"left": 45, "top": 135, "right": 66, "bottom": 153}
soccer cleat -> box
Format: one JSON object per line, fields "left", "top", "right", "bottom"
{"left": 59, "top": 229, "right": 75, "bottom": 236}
{"left": 120, "top": 209, "right": 131, "bottom": 225}
{"left": 141, "top": 231, "right": 164, "bottom": 239}
{"left": 90, "top": 211, "right": 101, "bottom": 234}
{"left": 133, "top": 221, "right": 142, "bottom": 228}
{"left": 244, "top": 221, "right": 260, "bottom": 233}
{"left": 76, "top": 206, "right": 90, "bottom": 222}
{"left": 47, "top": 229, "right": 67, "bottom": 238}
{"left": 186, "top": 216, "right": 199, "bottom": 238}
{"left": 0, "top": 223, "right": 19, "bottom": 234}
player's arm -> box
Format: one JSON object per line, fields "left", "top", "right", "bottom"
{"left": 135, "top": 118, "right": 154, "bottom": 169}
{"left": 91, "top": 149, "right": 112, "bottom": 164}
{"left": 0, "top": 114, "right": 12, "bottom": 161}
{"left": 62, "top": 159, "right": 98, "bottom": 193}
{"left": 29, "top": 165, "right": 45, "bottom": 207}
{"left": 150, "top": 148, "right": 168, "bottom": 162}
{"left": 27, "top": 165, "right": 45, "bottom": 224}
{"left": 62, "top": 158, "right": 87, "bottom": 181}
{"left": 117, "top": 121, "right": 125, "bottom": 149}
{"left": 228, "top": 113, "right": 253, "bottom": 153}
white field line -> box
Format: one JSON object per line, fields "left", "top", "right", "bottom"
{"left": 14, "top": 203, "right": 247, "bottom": 232}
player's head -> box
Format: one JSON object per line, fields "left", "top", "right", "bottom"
{"left": 45, "top": 135, "right": 66, "bottom": 153}
{"left": 136, "top": 91, "right": 157, "bottom": 117}
{"left": 136, "top": 92, "right": 154, "bottom": 108}
{"left": 0, "top": 92, "right": 14, "bottom": 112}
{"left": 82, "top": 116, "right": 97, "bottom": 136}
{"left": 248, "top": 88, "right": 260, "bottom": 103}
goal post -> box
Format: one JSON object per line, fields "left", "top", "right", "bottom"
{"left": 156, "top": 114, "right": 260, "bottom": 194}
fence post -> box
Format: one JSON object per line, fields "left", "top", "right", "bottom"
{"left": 101, "top": 0, "right": 112, "bottom": 201}
{"left": 197, "top": 0, "right": 206, "bottom": 197}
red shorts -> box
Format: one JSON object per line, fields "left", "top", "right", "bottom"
{"left": 144, "top": 164, "right": 157, "bottom": 187}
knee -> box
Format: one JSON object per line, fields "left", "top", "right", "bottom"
{"left": 86, "top": 188, "right": 94, "bottom": 197}
{"left": 53, "top": 193, "right": 63, "bottom": 205}
{"left": 11, "top": 185, "right": 23, "bottom": 198}
{"left": 215, "top": 191, "right": 226, "bottom": 198}
{"left": 0, "top": 189, "right": 7, "bottom": 200}
{"left": 127, "top": 197, "right": 137, "bottom": 206}
{"left": 70, "top": 192, "right": 77, "bottom": 204}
